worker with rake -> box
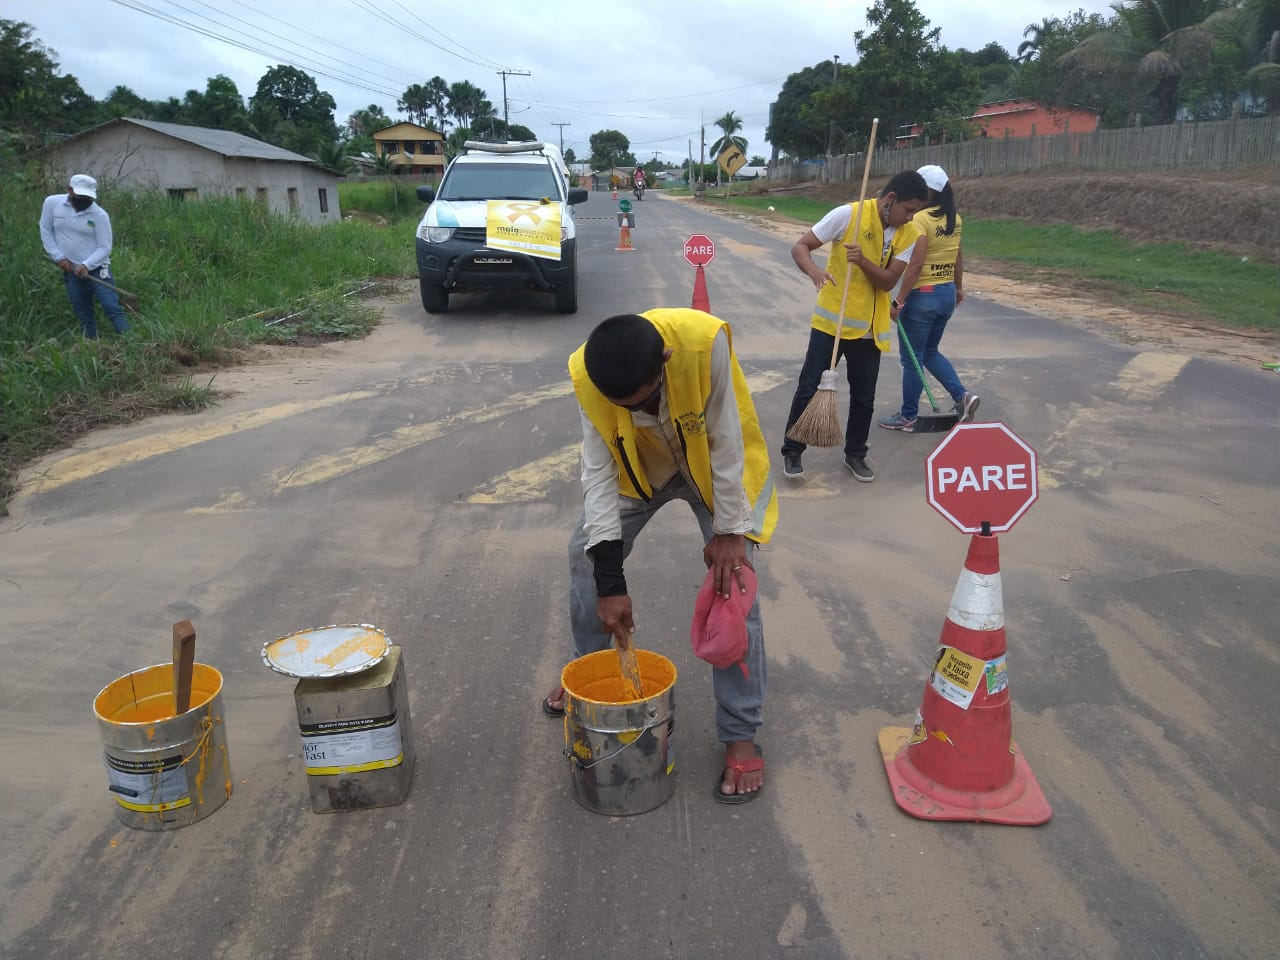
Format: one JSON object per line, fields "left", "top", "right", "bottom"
{"left": 542, "top": 309, "right": 779, "bottom": 803}
{"left": 780, "top": 171, "right": 930, "bottom": 480}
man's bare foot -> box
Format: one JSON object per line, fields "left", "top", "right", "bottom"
{"left": 542, "top": 685, "right": 566, "bottom": 718}
{"left": 715, "top": 741, "right": 764, "bottom": 803}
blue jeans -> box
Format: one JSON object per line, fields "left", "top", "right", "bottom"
{"left": 896, "top": 285, "right": 964, "bottom": 420}
{"left": 65, "top": 268, "right": 129, "bottom": 339}
{"left": 781, "top": 327, "right": 881, "bottom": 459}
{"left": 568, "top": 473, "right": 766, "bottom": 743}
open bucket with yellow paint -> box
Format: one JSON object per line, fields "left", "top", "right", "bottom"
{"left": 561, "top": 649, "right": 677, "bottom": 816}
{"left": 93, "top": 662, "right": 232, "bottom": 830}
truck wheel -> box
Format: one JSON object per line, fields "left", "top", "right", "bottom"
{"left": 554, "top": 271, "right": 578, "bottom": 314}
{"left": 420, "top": 279, "right": 449, "bottom": 314}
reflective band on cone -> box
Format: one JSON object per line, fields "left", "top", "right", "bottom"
{"left": 878, "top": 533, "right": 1051, "bottom": 825}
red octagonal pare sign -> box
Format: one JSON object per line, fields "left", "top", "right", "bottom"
{"left": 926, "top": 422, "right": 1038, "bottom": 533}
{"left": 684, "top": 234, "right": 715, "bottom": 267}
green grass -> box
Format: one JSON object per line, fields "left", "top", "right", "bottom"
{"left": 0, "top": 167, "right": 417, "bottom": 511}
{"left": 338, "top": 178, "right": 433, "bottom": 223}
{"left": 696, "top": 192, "right": 1279, "bottom": 332}
{"left": 960, "top": 220, "right": 1277, "bottom": 330}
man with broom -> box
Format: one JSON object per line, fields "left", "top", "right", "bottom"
{"left": 542, "top": 309, "right": 779, "bottom": 803}
{"left": 780, "top": 170, "right": 930, "bottom": 480}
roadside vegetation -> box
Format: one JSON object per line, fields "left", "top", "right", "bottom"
{"left": 691, "top": 191, "right": 1279, "bottom": 333}
{"left": 0, "top": 170, "right": 417, "bottom": 512}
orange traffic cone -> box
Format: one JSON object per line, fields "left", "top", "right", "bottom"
{"left": 691, "top": 264, "right": 710, "bottom": 312}
{"left": 878, "top": 533, "right": 1051, "bottom": 825}
{"left": 615, "top": 223, "right": 635, "bottom": 252}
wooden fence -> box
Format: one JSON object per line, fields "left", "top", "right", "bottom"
{"left": 771, "top": 115, "right": 1280, "bottom": 183}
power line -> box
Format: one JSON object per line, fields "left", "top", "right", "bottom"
{"left": 345, "top": 0, "right": 513, "bottom": 73}
{"left": 227, "top": 0, "right": 425, "bottom": 87}
{"left": 386, "top": 0, "right": 508, "bottom": 71}
{"left": 109, "top": 0, "right": 405, "bottom": 101}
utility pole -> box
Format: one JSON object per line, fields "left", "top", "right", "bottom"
{"left": 551, "top": 122, "right": 569, "bottom": 153}
{"left": 496, "top": 69, "right": 531, "bottom": 127}
{"left": 825, "top": 54, "right": 840, "bottom": 158}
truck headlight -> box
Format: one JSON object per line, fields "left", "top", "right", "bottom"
{"left": 421, "top": 225, "right": 454, "bottom": 243}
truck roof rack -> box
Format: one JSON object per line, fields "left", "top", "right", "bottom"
{"left": 462, "top": 140, "right": 547, "bottom": 154}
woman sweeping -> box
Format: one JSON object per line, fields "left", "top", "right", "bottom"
{"left": 878, "top": 165, "right": 980, "bottom": 432}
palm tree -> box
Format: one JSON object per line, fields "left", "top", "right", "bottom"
{"left": 708, "top": 111, "right": 747, "bottom": 186}
{"left": 398, "top": 83, "right": 430, "bottom": 126}
{"left": 425, "top": 76, "right": 451, "bottom": 133}
{"left": 448, "top": 80, "right": 487, "bottom": 130}
{"left": 313, "top": 141, "right": 353, "bottom": 175}
{"left": 1018, "top": 17, "right": 1058, "bottom": 62}
{"left": 1060, "top": 0, "right": 1227, "bottom": 123}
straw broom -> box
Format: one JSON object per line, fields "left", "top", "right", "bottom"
{"left": 786, "top": 118, "right": 881, "bottom": 448}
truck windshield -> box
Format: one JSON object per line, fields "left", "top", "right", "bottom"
{"left": 439, "top": 162, "right": 562, "bottom": 201}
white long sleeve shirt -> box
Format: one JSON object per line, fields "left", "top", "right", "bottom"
{"left": 579, "top": 329, "right": 753, "bottom": 549}
{"left": 39, "top": 194, "right": 115, "bottom": 271}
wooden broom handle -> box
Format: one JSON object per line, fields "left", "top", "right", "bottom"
{"left": 828, "top": 117, "right": 880, "bottom": 369}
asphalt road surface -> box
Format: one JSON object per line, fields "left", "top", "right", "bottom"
{"left": 3, "top": 191, "right": 1277, "bottom": 960}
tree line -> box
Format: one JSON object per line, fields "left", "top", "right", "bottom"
{"left": 768, "top": 0, "right": 1279, "bottom": 158}
{"left": 4, "top": 0, "right": 1276, "bottom": 175}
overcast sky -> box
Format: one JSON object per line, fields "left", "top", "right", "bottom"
{"left": 10, "top": 0, "right": 1117, "bottom": 163}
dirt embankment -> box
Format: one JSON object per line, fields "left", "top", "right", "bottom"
{"left": 765, "top": 167, "right": 1280, "bottom": 264}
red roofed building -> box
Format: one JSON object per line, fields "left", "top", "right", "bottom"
{"left": 898, "top": 99, "right": 1100, "bottom": 146}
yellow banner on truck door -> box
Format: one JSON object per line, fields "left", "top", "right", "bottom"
{"left": 485, "top": 200, "right": 562, "bottom": 261}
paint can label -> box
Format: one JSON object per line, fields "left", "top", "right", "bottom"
{"left": 103, "top": 752, "right": 191, "bottom": 812}
{"left": 300, "top": 711, "right": 404, "bottom": 775}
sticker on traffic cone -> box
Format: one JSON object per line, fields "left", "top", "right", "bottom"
{"left": 616, "top": 222, "right": 635, "bottom": 252}
{"left": 691, "top": 263, "right": 710, "bottom": 312}
{"left": 878, "top": 532, "right": 1051, "bottom": 825}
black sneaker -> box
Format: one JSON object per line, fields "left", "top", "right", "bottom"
{"left": 844, "top": 456, "right": 875, "bottom": 482}
{"left": 783, "top": 453, "right": 804, "bottom": 478}
{"left": 956, "top": 393, "right": 981, "bottom": 423}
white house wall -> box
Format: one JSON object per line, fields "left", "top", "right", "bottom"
{"left": 44, "top": 125, "right": 341, "bottom": 225}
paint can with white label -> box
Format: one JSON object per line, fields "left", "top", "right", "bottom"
{"left": 290, "top": 641, "right": 415, "bottom": 813}
{"left": 93, "top": 662, "right": 233, "bottom": 830}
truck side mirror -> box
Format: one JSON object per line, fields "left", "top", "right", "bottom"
{"left": 567, "top": 187, "right": 588, "bottom": 205}
{"left": 416, "top": 185, "right": 436, "bottom": 203}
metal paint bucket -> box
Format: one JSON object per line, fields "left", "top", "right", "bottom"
{"left": 561, "top": 649, "right": 677, "bottom": 816}
{"left": 93, "top": 662, "right": 232, "bottom": 831}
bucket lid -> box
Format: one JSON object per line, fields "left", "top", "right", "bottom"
{"left": 261, "top": 624, "right": 391, "bottom": 678}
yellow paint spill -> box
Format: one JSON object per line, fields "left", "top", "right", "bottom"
{"left": 466, "top": 443, "right": 580, "bottom": 503}
{"left": 275, "top": 381, "right": 574, "bottom": 490}
{"left": 315, "top": 630, "right": 387, "bottom": 667}
{"left": 24, "top": 390, "right": 379, "bottom": 495}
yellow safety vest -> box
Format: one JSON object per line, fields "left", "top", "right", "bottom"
{"left": 811, "top": 199, "right": 919, "bottom": 351}
{"left": 569, "top": 308, "right": 778, "bottom": 544}
{"left": 911, "top": 209, "right": 963, "bottom": 288}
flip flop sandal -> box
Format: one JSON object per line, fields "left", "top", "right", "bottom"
{"left": 541, "top": 688, "right": 566, "bottom": 718}
{"left": 712, "top": 744, "right": 764, "bottom": 804}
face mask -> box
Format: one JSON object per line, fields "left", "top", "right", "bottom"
{"left": 70, "top": 195, "right": 94, "bottom": 212}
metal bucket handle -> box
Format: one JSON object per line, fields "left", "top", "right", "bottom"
{"left": 563, "top": 703, "right": 671, "bottom": 771}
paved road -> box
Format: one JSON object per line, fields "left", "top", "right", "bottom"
{"left": 2, "top": 192, "right": 1277, "bottom": 959}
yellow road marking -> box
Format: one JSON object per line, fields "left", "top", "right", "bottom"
{"left": 275, "top": 381, "right": 575, "bottom": 490}
{"left": 24, "top": 390, "right": 380, "bottom": 495}
{"left": 1039, "top": 351, "right": 1190, "bottom": 488}
{"left": 465, "top": 443, "right": 581, "bottom": 503}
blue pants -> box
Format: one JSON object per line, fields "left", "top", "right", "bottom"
{"left": 781, "top": 327, "right": 881, "bottom": 459}
{"left": 568, "top": 473, "right": 766, "bottom": 743}
{"left": 896, "top": 284, "right": 964, "bottom": 420}
{"left": 65, "top": 268, "right": 129, "bottom": 339}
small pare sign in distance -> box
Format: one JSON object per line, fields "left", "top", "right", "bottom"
{"left": 683, "top": 234, "right": 715, "bottom": 267}
{"left": 926, "top": 422, "right": 1038, "bottom": 533}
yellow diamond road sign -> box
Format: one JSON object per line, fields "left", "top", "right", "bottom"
{"left": 717, "top": 144, "right": 746, "bottom": 177}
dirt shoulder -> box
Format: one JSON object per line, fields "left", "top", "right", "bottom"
{"left": 671, "top": 168, "right": 1280, "bottom": 369}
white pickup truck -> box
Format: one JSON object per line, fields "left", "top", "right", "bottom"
{"left": 414, "top": 141, "right": 589, "bottom": 314}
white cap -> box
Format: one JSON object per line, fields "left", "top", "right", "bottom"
{"left": 69, "top": 174, "right": 98, "bottom": 199}
{"left": 917, "top": 164, "right": 948, "bottom": 192}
